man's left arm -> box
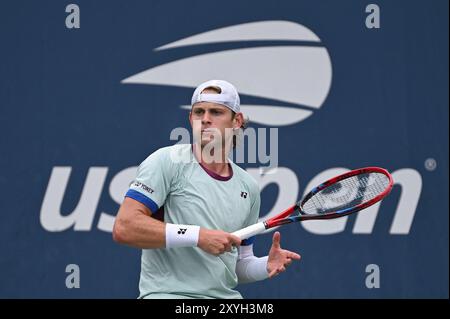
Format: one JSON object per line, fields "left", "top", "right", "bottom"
{"left": 236, "top": 180, "right": 301, "bottom": 284}
{"left": 236, "top": 233, "right": 301, "bottom": 284}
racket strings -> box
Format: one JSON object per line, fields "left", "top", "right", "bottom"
{"left": 302, "top": 173, "right": 390, "bottom": 215}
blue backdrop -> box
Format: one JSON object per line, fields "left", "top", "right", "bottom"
{"left": 0, "top": 0, "right": 448, "bottom": 298}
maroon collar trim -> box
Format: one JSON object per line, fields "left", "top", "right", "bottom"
{"left": 191, "top": 144, "right": 233, "bottom": 181}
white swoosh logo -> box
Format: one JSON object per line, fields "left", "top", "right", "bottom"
{"left": 122, "top": 21, "right": 332, "bottom": 126}
{"left": 155, "top": 20, "right": 321, "bottom": 50}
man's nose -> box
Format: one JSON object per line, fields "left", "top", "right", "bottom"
{"left": 202, "top": 111, "right": 212, "bottom": 123}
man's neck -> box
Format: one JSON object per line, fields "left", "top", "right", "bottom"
{"left": 193, "top": 143, "right": 232, "bottom": 177}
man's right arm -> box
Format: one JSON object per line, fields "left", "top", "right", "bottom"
{"left": 112, "top": 197, "right": 166, "bottom": 249}
{"left": 113, "top": 197, "right": 241, "bottom": 253}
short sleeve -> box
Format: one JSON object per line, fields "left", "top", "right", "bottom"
{"left": 125, "top": 147, "right": 176, "bottom": 213}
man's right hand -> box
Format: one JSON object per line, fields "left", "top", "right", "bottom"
{"left": 197, "top": 228, "right": 242, "bottom": 256}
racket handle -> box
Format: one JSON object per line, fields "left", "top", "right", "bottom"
{"left": 232, "top": 222, "right": 267, "bottom": 240}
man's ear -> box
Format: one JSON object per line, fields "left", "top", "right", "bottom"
{"left": 189, "top": 111, "right": 193, "bottom": 127}
{"left": 233, "top": 112, "right": 244, "bottom": 129}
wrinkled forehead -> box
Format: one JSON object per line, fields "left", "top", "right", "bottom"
{"left": 191, "top": 101, "right": 232, "bottom": 111}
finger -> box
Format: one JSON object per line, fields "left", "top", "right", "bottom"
{"left": 272, "top": 231, "right": 281, "bottom": 249}
{"left": 278, "top": 266, "right": 286, "bottom": 273}
{"left": 288, "top": 252, "right": 301, "bottom": 260}
{"left": 223, "top": 243, "right": 232, "bottom": 252}
{"left": 268, "top": 268, "right": 278, "bottom": 278}
{"left": 285, "top": 258, "right": 292, "bottom": 266}
{"left": 230, "top": 235, "right": 242, "bottom": 247}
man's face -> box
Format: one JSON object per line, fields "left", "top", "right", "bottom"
{"left": 189, "top": 102, "right": 236, "bottom": 148}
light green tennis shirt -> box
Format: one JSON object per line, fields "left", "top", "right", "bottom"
{"left": 125, "top": 144, "right": 260, "bottom": 299}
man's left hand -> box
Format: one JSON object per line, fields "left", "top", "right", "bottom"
{"left": 267, "top": 231, "right": 301, "bottom": 278}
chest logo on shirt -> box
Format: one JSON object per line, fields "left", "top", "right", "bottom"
{"left": 240, "top": 191, "right": 248, "bottom": 198}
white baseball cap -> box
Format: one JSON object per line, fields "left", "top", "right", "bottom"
{"left": 191, "top": 80, "right": 241, "bottom": 113}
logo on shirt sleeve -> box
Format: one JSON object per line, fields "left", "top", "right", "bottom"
{"left": 133, "top": 181, "right": 155, "bottom": 194}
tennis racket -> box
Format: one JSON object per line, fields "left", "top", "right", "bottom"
{"left": 232, "top": 167, "right": 394, "bottom": 240}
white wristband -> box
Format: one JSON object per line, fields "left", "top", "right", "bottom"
{"left": 250, "top": 256, "right": 270, "bottom": 281}
{"left": 236, "top": 245, "right": 269, "bottom": 283}
{"left": 165, "top": 223, "right": 200, "bottom": 248}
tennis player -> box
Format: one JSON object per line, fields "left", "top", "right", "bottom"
{"left": 113, "top": 80, "right": 301, "bottom": 299}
